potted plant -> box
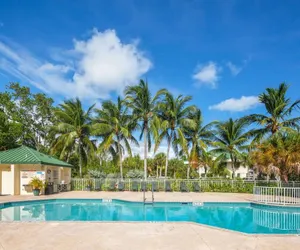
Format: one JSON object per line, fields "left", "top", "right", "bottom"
{"left": 28, "top": 177, "right": 44, "bottom": 196}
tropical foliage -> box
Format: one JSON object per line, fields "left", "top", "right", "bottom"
{"left": 93, "top": 97, "right": 138, "bottom": 179}
{"left": 243, "top": 83, "right": 300, "bottom": 140}
{"left": 155, "top": 92, "right": 196, "bottom": 177}
{"left": 1, "top": 81, "right": 300, "bottom": 181}
{"left": 251, "top": 132, "right": 300, "bottom": 182}
{"left": 210, "top": 118, "right": 253, "bottom": 178}
{"left": 124, "top": 80, "right": 165, "bottom": 179}
{"left": 50, "top": 98, "right": 96, "bottom": 177}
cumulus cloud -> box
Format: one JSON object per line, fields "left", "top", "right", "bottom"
{"left": 226, "top": 61, "right": 242, "bottom": 76}
{"left": 193, "top": 61, "right": 221, "bottom": 88}
{"left": 0, "top": 29, "right": 152, "bottom": 99}
{"left": 209, "top": 96, "right": 259, "bottom": 112}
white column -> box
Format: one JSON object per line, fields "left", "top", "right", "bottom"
{"left": 0, "top": 168, "right": 2, "bottom": 194}
{"left": 10, "top": 164, "right": 15, "bottom": 195}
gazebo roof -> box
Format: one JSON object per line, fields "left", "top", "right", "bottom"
{"left": 0, "top": 146, "right": 72, "bottom": 168}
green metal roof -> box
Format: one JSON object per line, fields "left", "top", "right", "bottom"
{"left": 0, "top": 146, "right": 72, "bottom": 168}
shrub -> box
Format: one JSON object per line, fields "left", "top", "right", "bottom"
{"left": 126, "top": 169, "right": 144, "bottom": 179}
{"left": 88, "top": 170, "right": 106, "bottom": 179}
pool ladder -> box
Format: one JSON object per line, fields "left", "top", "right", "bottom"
{"left": 143, "top": 181, "right": 154, "bottom": 205}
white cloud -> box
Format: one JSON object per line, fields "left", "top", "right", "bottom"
{"left": 193, "top": 61, "right": 221, "bottom": 88}
{"left": 209, "top": 96, "right": 259, "bottom": 112}
{"left": 0, "top": 29, "right": 152, "bottom": 99}
{"left": 226, "top": 61, "right": 242, "bottom": 76}
{"left": 129, "top": 141, "right": 175, "bottom": 159}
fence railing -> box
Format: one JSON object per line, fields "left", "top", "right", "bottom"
{"left": 71, "top": 178, "right": 292, "bottom": 193}
{"left": 253, "top": 186, "right": 300, "bottom": 205}
{"left": 253, "top": 206, "right": 300, "bottom": 230}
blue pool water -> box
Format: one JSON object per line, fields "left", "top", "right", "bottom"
{"left": 1, "top": 199, "right": 300, "bottom": 234}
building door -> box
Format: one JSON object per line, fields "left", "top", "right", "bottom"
{"left": 1, "top": 170, "right": 13, "bottom": 195}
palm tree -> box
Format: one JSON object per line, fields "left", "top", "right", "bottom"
{"left": 154, "top": 92, "right": 196, "bottom": 177}
{"left": 51, "top": 98, "right": 96, "bottom": 177}
{"left": 243, "top": 83, "right": 300, "bottom": 140}
{"left": 124, "top": 79, "right": 166, "bottom": 179}
{"left": 199, "top": 150, "right": 228, "bottom": 178}
{"left": 183, "top": 109, "right": 215, "bottom": 178}
{"left": 153, "top": 152, "right": 166, "bottom": 178}
{"left": 211, "top": 118, "right": 252, "bottom": 178}
{"left": 93, "top": 97, "right": 138, "bottom": 179}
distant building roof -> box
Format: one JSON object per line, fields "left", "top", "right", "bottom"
{"left": 0, "top": 145, "right": 72, "bottom": 168}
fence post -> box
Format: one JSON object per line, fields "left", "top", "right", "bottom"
{"left": 81, "top": 178, "right": 84, "bottom": 191}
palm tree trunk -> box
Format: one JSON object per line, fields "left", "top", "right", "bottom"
{"left": 143, "top": 125, "right": 148, "bottom": 180}
{"left": 187, "top": 165, "right": 190, "bottom": 179}
{"left": 79, "top": 143, "right": 82, "bottom": 178}
{"left": 230, "top": 154, "right": 235, "bottom": 179}
{"left": 165, "top": 135, "right": 171, "bottom": 178}
{"left": 118, "top": 137, "right": 123, "bottom": 179}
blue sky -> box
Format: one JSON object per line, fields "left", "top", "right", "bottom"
{"left": 0, "top": 0, "right": 300, "bottom": 126}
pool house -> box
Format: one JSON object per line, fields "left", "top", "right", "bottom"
{"left": 0, "top": 146, "right": 72, "bottom": 195}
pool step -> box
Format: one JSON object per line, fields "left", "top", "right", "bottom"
{"left": 144, "top": 201, "right": 154, "bottom": 205}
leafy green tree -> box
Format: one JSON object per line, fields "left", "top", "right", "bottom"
{"left": 0, "top": 83, "right": 54, "bottom": 151}
{"left": 211, "top": 118, "right": 252, "bottom": 178}
{"left": 155, "top": 92, "right": 196, "bottom": 178}
{"left": 124, "top": 79, "right": 166, "bottom": 179}
{"left": 243, "top": 83, "right": 300, "bottom": 140}
{"left": 251, "top": 132, "right": 300, "bottom": 182}
{"left": 123, "top": 155, "right": 143, "bottom": 173}
{"left": 168, "top": 158, "right": 188, "bottom": 179}
{"left": 51, "top": 98, "right": 96, "bottom": 177}
{"left": 0, "top": 111, "right": 22, "bottom": 150}
{"left": 93, "top": 97, "right": 138, "bottom": 179}
{"left": 201, "top": 151, "right": 229, "bottom": 178}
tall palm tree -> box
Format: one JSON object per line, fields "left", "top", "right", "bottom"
{"left": 211, "top": 118, "right": 252, "bottom": 178}
{"left": 51, "top": 98, "right": 96, "bottom": 177}
{"left": 93, "top": 97, "right": 138, "bottom": 179}
{"left": 183, "top": 109, "right": 215, "bottom": 178}
{"left": 243, "top": 83, "right": 300, "bottom": 140}
{"left": 124, "top": 79, "right": 166, "bottom": 179}
{"left": 154, "top": 92, "right": 196, "bottom": 177}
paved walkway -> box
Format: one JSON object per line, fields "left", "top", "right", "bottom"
{"left": 0, "top": 191, "right": 252, "bottom": 203}
{"left": 0, "top": 192, "right": 300, "bottom": 250}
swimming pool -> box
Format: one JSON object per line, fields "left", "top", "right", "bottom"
{"left": 1, "top": 199, "right": 300, "bottom": 234}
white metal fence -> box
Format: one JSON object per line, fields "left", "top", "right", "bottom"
{"left": 253, "top": 207, "right": 300, "bottom": 230}
{"left": 253, "top": 186, "right": 300, "bottom": 205}
{"left": 71, "top": 178, "right": 287, "bottom": 193}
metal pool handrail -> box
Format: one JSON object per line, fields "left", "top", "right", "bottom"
{"left": 253, "top": 186, "right": 300, "bottom": 205}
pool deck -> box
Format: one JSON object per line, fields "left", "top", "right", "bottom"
{"left": 1, "top": 191, "right": 300, "bottom": 250}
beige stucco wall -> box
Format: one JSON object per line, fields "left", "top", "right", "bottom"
{"left": 1, "top": 164, "right": 71, "bottom": 195}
